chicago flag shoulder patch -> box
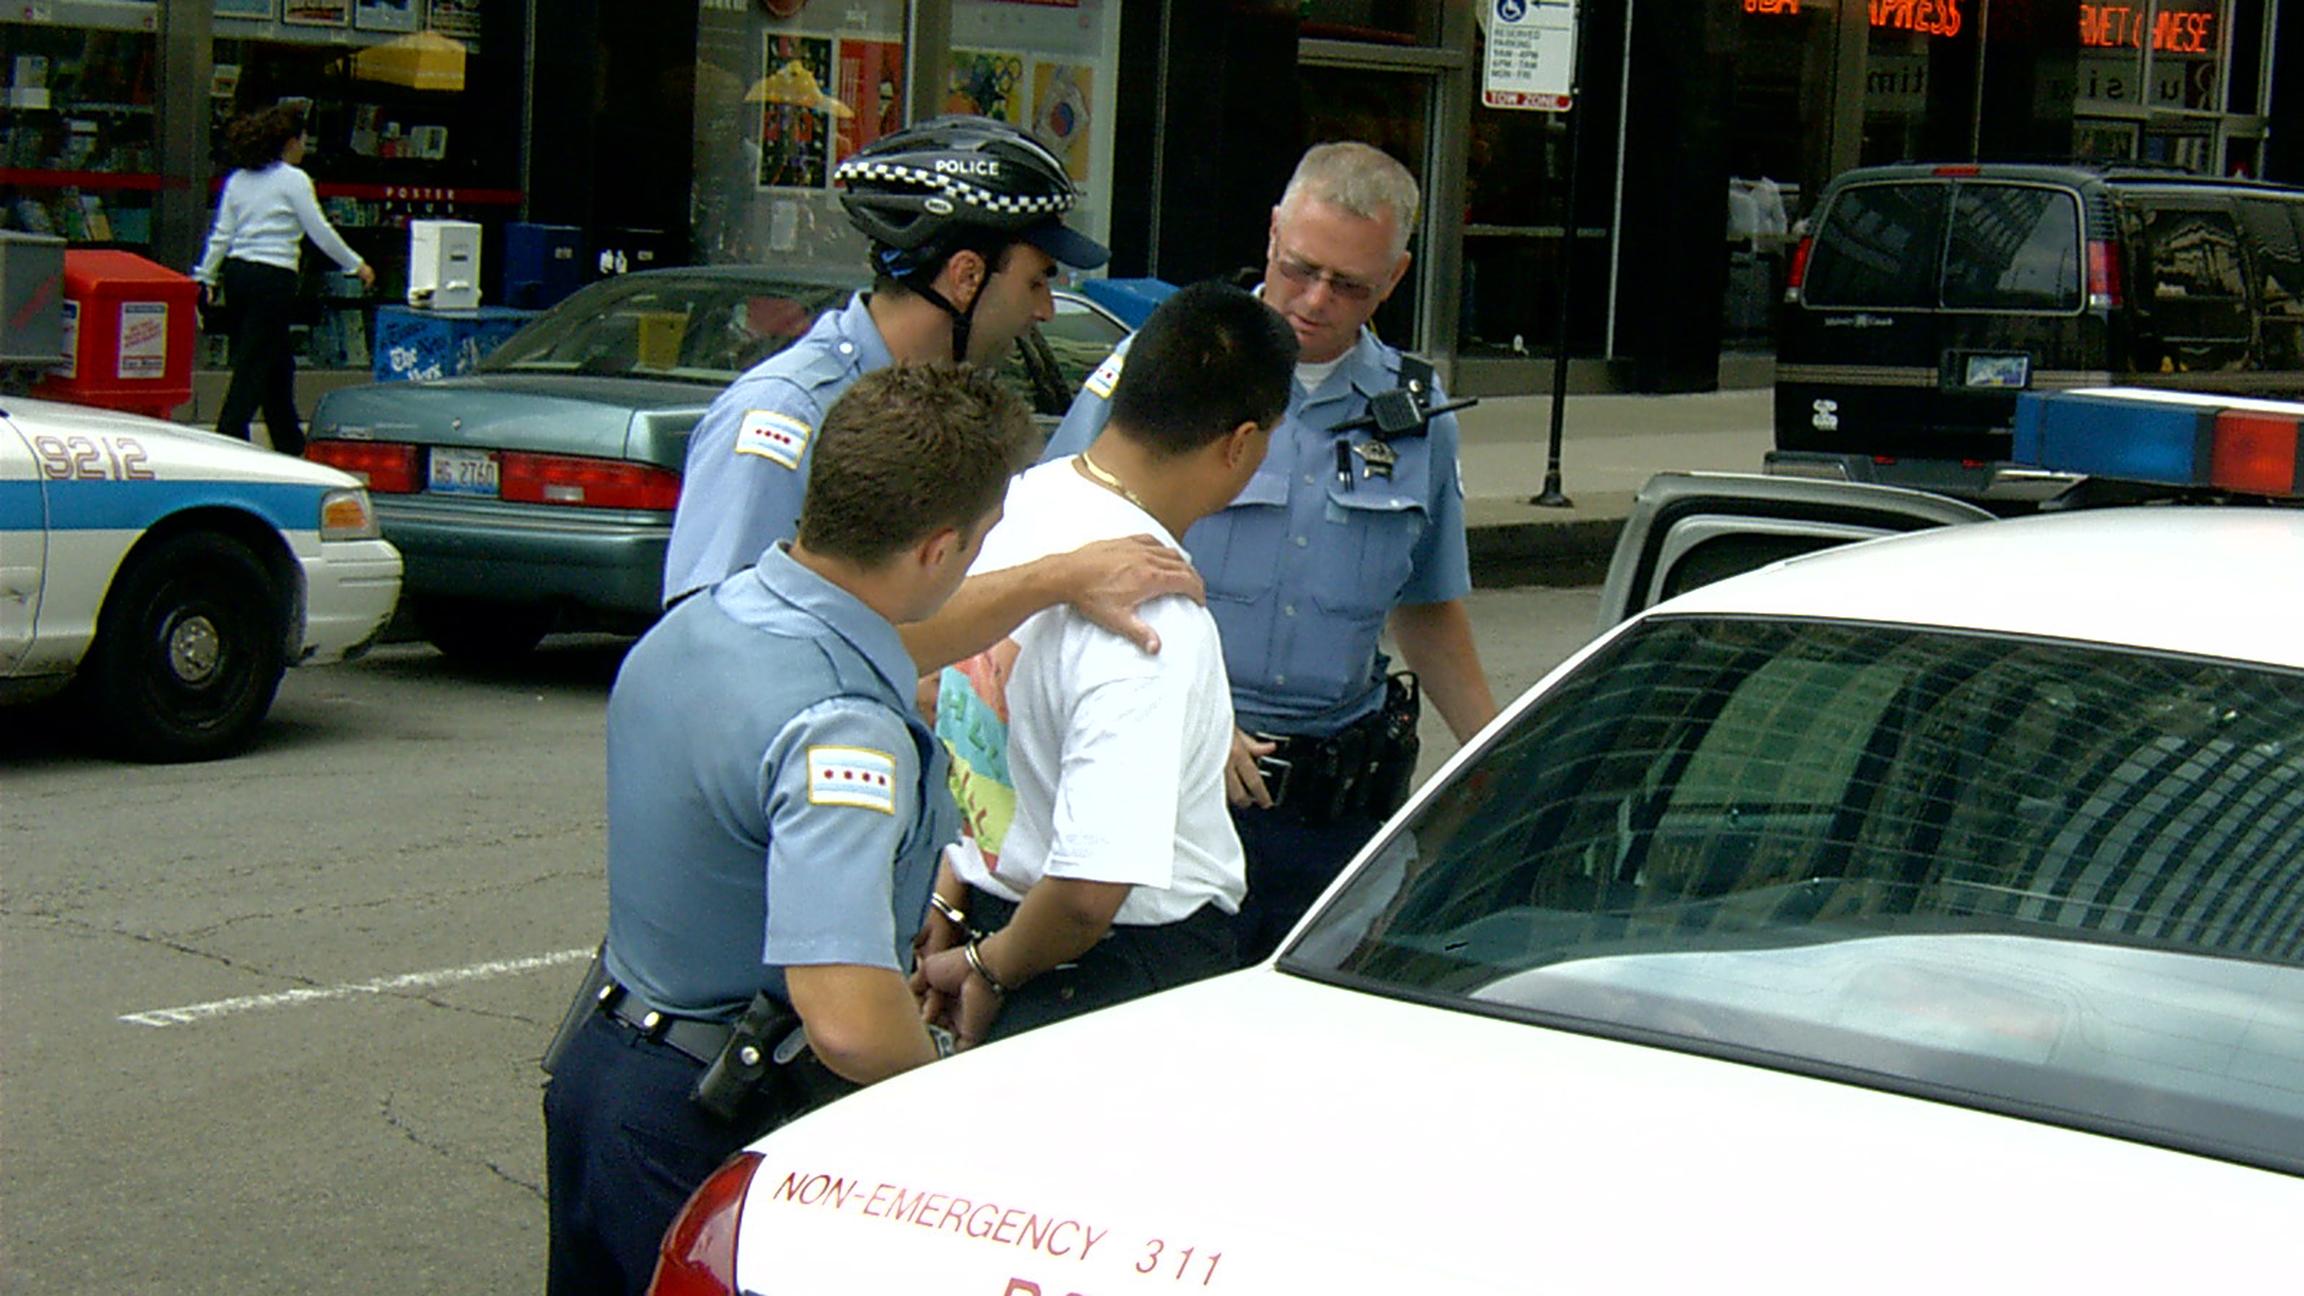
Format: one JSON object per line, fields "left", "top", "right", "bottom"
{"left": 734, "top": 409, "right": 812, "bottom": 468}
{"left": 1083, "top": 351, "right": 1125, "bottom": 400}
{"left": 807, "top": 745, "right": 898, "bottom": 814}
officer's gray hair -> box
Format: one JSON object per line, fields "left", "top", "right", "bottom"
{"left": 1278, "top": 142, "right": 1419, "bottom": 260}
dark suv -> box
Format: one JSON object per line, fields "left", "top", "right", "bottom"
{"left": 1768, "top": 162, "right": 2304, "bottom": 500}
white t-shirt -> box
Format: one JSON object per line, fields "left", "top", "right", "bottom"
{"left": 936, "top": 457, "right": 1245, "bottom": 925}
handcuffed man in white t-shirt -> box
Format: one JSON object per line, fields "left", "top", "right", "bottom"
{"left": 917, "top": 282, "right": 1299, "bottom": 1046}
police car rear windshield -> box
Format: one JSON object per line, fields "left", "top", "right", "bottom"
{"left": 1287, "top": 616, "right": 2304, "bottom": 1176}
{"left": 1804, "top": 181, "right": 2084, "bottom": 313}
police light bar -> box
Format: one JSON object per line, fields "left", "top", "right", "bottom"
{"left": 2012, "top": 388, "right": 2304, "bottom": 499}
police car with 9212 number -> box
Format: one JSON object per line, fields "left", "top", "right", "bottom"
{"left": 0, "top": 394, "right": 402, "bottom": 761}
{"left": 644, "top": 387, "right": 2304, "bottom": 1295}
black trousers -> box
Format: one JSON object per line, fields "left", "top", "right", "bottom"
{"left": 215, "top": 258, "right": 305, "bottom": 455}
{"left": 970, "top": 889, "right": 1238, "bottom": 1042}
{"left": 1229, "top": 805, "right": 1387, "bottom": 964}
{"left": 542, "top": 1010, "right": 781, "bottom": 1296}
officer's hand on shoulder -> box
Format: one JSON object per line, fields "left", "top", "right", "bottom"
{"left": 1064, "top": 535, "right": 1205, "bottom": 655}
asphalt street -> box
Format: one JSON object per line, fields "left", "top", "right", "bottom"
{"left": 0, "top": 581, "right": 1607, "bottom": 1294}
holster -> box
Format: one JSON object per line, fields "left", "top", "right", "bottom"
{"left": 693, "top": 992, "right": 862, "bottom": 1132}
{"left": 540, "top": 944, "right": 611, "bottom": 1077}
{"left": 1364, "top": 672, "right": 1423, "bottom": 818}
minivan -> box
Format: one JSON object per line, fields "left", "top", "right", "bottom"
{"left": 1769, "top": 162, "right": 2304, "bottom": 500}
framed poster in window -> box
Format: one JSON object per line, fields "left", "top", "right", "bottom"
{"left": 214, "top": 0, "right": 275, "bottom": 18}
{"left": 428, "top": 0, "right": 483, "bottom": 38}
{"left": 758, "top": 35, "right": 835, "bottom": 189}
{"left": 355, "top": 0, "right": 420, "bottom": 33}
{"left": 283, "top": 0, "right": 351, "bottom": 26}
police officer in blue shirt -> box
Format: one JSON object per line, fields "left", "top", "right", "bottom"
{"left": 664, "top": 115, "right": 1112, "bottom": 607}
{"left": 1044, "top": 142, "right": 1501, "bottom": 963}
{"left": 542, "top": 365, "right": 1033, "bottom": 1296}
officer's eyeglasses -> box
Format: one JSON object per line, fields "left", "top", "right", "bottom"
{"left": 1271, "top": 251, "right": 1381, "bottom": 304}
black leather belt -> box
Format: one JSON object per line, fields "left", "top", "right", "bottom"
{"left": 598, "top": 980, "right": 734, "bottom": 1067}
{"left": 1257, "top": 715, "right": 1383, "bottom": 820}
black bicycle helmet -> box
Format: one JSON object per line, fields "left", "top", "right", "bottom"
{"left": 835, "top": 115, "right": 1108, "bottom": 360}
{"left": 835, "top": 114, "right": 1108, "bottom": 276}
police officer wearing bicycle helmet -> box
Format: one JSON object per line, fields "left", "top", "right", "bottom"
{"left": 662, "top": 114, "right": 1117, "bottom": 611}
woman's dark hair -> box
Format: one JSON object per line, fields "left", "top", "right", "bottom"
{"left": 225, "top": 105, "right": 307, "bottom": 171}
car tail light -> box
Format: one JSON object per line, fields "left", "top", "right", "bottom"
{"left": 648, "top": 1152, "right": 761, "bottom": 1296}
{"left": 1783, "top": 236, "right": 1814, "bottom": 293}
{"left": 500, "top": 453, "right": 682, "bottom": 510}
{"left": 1931, "top": 164, "right": 1982, "bottom": 177}
{"left": 2086, "top": 240, "right": 2122, "bottom": 309}
{"left": 306, "top": 440, "right": 420, "bottom": 494}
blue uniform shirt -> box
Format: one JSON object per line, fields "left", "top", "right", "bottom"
{"left": 661, "top": 293, "right": 893, "bottom": 606}
{"left": 1045, "top": 322, "right": 1471, "bottom": 736}
{"left": 602, "top": 544, "right": 956, "bottom": 1020}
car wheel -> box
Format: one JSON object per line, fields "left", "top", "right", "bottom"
{"left": 412, "top": 597, "right": 555, "bottom": 665}
{"left": 85, "top": 531, "right": 288, "bottom": 763}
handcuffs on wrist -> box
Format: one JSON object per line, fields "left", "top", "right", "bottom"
{"left": 929, "top": 892, "right": 968, "bottom": 928}
{"left": 961, "top": 936, "right": 1010, "bottom": 998}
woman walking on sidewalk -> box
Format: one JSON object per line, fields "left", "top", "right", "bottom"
{"left": 192, "top": 104, "right": 375, "bottom": 456}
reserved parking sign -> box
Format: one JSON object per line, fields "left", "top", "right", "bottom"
{"left": 1482, "top": 0, "right": 1577, "bottom": 111}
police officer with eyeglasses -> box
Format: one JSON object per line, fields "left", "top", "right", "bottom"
{"left": 1044, "top": 141, "right": 1500, "bottom": 963}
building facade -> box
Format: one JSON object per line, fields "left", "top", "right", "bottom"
{"left": 3, "top": 0, "right": 2291, "bottom": 394}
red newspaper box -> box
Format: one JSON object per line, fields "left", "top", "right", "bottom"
{"left": 34, "top": 249, "right": 197, "bottom": 420}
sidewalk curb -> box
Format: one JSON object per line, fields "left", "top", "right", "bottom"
{"left": 1467, "top": 515, "right": 1625, "bottom": 588}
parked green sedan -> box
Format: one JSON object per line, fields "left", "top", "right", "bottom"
{"left": 306, "top": 266, "right": 1127, "bottom": 662}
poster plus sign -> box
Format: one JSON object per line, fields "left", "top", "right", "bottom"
{"left": 1483, "top": 0, "right": 1577, "bottom": 112}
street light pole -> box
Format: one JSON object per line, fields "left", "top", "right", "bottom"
{"left": 1531, "top": 0, "right": 1586, "bottom": 509}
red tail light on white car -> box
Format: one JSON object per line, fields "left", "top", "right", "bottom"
{"left": 647, "top": 1152, "right": 762, "bottom": 1296}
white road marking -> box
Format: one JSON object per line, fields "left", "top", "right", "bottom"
{"left": 119, "top": 947, "right": 592, "bottom": 1028}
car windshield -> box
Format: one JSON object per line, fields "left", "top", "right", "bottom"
{"left": 479, "top": 276, "right": 848, "bottom": 384}
{"left": 1288, "top": 616, "right": 2304, "bottom": 1175}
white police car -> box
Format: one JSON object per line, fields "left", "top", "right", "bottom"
{"left": 1, "top": 395, "right": 401, "bottom": 761}
{"left": 646, "top": 390, "right": 2304, "bottom": 1294}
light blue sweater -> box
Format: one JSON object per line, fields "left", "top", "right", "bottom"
{"left": 192, "top": 161, "right": 365, "bottom": 286}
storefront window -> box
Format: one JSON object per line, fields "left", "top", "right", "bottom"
{"left": 1452, "top": 23, "right": 1610, "bottom": 362}
{"left": 1, "top": 17, "right": 161, "bottom": 250}
{"left": 692, "top": 0, "right": 1118, "bottom": 278}
{"left": 1299, "top": 0, "right": 1437, "bottom": 46}
{"left": 1718, "top": 3, "right": 1830, "bottom": 349}
{"left": 208, "top": 3, "right": 512, "bottom": 370}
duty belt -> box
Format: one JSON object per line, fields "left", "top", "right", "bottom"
{"left": 597, "top": 979, "right": 734, "bottom": 1067}
{"left": 1256, "top": 673, "right": 1422, "bottom": 823}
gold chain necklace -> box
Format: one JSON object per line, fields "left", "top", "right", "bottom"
{"left": 1074, "top": 452, "right": 1151, "bottom": 512}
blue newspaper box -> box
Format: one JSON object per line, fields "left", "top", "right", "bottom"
{"left": 504, "top": 222, "right": 585, "bottom": 309}
{"left": 373, "top": 305, "right": 539, "bottom": 383}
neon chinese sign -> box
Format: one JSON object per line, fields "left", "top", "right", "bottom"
{"left": 1869, "top": 0, "right": 1963, "bottom": 38}
{"left": 2078, "top": 5, "right": 2216, "bottom": 53}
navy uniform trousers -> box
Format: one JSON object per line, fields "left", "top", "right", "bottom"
{"left": 1230, "top": 804, "right": 1387, "bottom": 965}
{"left": 543, "top": 1011, "right": 784, "bottom": 1296}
